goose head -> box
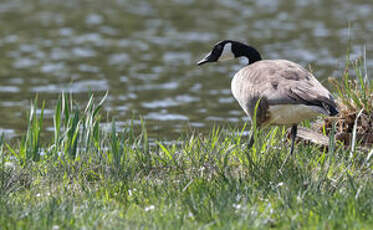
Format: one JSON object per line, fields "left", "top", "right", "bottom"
{"left": 197, "top": 40, "right": 262, "bottom": 66}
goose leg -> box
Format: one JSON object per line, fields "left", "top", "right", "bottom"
{"left": 279, "top": 124, "right": 298, "bottom": 172}
{"left": 248, "top": 133, "right": 254, "bottom": 149}
{"left": 290, "top": 124, "right": 297, "bottom": 155}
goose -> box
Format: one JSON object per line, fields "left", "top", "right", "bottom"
{"left": 197, "top": 40, "right": 339, "bottom": 155}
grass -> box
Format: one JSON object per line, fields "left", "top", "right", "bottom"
{"left": 0, "top": 60, "right": 372, "bottom": 229}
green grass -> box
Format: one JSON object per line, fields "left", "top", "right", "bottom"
{"left": 0, "top": 94, "right": 372, "bottom": 230}
{"left": 0, "top": 60, "right": 372, "bottom": 229}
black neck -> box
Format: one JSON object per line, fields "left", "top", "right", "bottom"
{"left": 245, "top": 46, "right": 262, "bottom": 65}
{"left": 232, "top": 42, "right": 262, "bottom": 65}
{"left": 240, "top": 45, "right": 262, "bottom": 65}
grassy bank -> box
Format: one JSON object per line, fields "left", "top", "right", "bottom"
{"left": 1, "top": 62, "right": 372, "bottom": 229}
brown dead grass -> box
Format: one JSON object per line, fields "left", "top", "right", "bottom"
{"left": 314, "top": 59, "right": 373, "bottom": 146}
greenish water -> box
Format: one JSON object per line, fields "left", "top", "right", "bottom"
{"left": 0, "top": 0, "right": 372, "bottom": 139}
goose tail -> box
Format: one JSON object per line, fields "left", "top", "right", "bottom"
{"left": 328, "top": 105, "right": 339, "bottom": 116}
{"left": 321, "top": 102, "right": 339, "bottom": 116}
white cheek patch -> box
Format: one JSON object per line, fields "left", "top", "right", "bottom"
{"left": 219, "top": 43, "right": 235, "bottom": 62}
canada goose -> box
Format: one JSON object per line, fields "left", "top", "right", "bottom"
{"left": 197, "top": 40, "right": 338, "bottom": 155}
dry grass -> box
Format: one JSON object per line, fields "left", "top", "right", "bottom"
{"left": 315, "top": 57, "right": 373, "bottom": 147}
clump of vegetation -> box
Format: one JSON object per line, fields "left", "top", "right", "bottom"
{"left": 318, "top": 57, "right": 373, "bottom": 147}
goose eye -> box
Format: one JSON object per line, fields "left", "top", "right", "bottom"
{"left": 213, "top": 45, "right": 223, "bottom": 55}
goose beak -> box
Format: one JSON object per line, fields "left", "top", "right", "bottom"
{"left": 197, "top": 52, "right": 213, "bottom": 66}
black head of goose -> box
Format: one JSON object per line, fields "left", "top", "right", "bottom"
{"left": 197, "top": 40, "right": 339, "bottom": 155}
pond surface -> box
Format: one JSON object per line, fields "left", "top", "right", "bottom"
{"left": 0, "top": 0, "right": 372, "bottom": 139}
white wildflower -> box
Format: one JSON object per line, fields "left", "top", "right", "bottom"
{"left": 128, "top": 188, "right": 136, "bottom": 196}
{"left": 4, "top": 162, "right": 15, "bottom": 170}
{"left": 276, "top": 182, "right": 284, "bottom": 188}
{"left": 233, "top": 203, "right": 242, "bottom": 210}
{"left": 144, "top": 205, "right": 155, "bottom": 212}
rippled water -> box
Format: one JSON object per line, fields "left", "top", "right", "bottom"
{"left": 0, "top": 0, "right": 372, "bottom": 139}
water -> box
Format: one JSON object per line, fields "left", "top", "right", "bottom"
{"left": 0, "top": 0, "right": 372, "bottom": 139}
